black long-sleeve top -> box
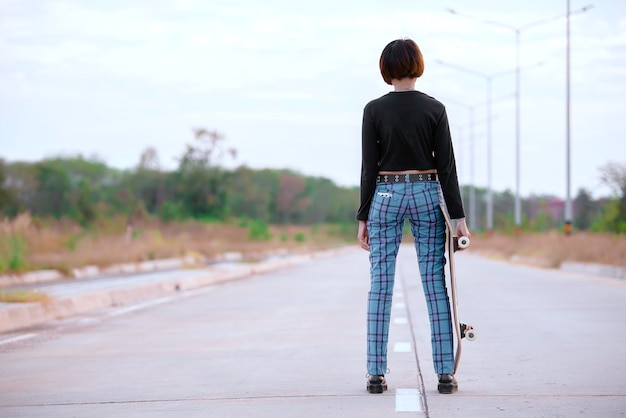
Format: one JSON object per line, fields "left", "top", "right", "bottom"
{"left": 356, "top": 90, "right": 465, "bottom": 221}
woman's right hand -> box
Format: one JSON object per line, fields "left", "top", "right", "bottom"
{"left": 357, "top": 220, "right": 370, "bottom": 252}
{"left": 456, "top": 218, "right": 471, "bottom": 247}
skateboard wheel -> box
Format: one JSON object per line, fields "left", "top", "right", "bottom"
{"left": 458, "top": 236, "right": 470, "bottom": 249}
{"left": 466, "top": 329, "right": 476, "bottom": 341}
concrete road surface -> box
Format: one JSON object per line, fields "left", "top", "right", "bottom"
{"left": 1, "top": 245, "right": 625, "bottom": 417}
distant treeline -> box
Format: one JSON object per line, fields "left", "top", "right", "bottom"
{"left": 0, "top": 130, "right": 360, "bottom": 226}
{"left": 0, "top": 159, "right": 359, "bottom": 227}
{"left": 461, "top": 159, "right": 626, "bottom": 233}
{"left": 0, "top": 129, "right": 624, "bottom": 233}
{"left": 459, "top": 185, "right": 624, "bottom": 233}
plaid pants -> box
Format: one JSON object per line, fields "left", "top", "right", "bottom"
{"left": 366, "top": 181, "right": 454, "bottom": 375}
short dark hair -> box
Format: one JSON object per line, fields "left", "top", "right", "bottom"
{"left": 379, "top": 38, "right": 425, "bottom": 85}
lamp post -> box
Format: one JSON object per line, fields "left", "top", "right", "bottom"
{"left": 565, "top": 1, "right": 572, "bottom": 235}
{"left": 444, "top": 98, "right": 481, "bottom": 230}
{"left": 564, "top": 1, "right": 587, "bottom": 235}
{"left": 449, "top": 124, "right": 466, "bottom": 181}
{"left": 446, "top": 96, "right": 511, "bottom": 231}
{"left": 436, "top": 60, "right": 521, "bottom": 232}
{"left": 447, "top": 5, "right": 592, "bottom": 232}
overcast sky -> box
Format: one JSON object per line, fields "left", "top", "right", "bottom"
{"left": 1, "top": 0, "right": 624, "bottom": 198}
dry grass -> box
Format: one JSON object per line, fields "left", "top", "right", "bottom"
{"left": 3, "top": 214, "right": 625, "bottom": 276}
{"left": 0, "top": 289, "right": 51, "bottom": 304}
{"left": 470, "top": 232, "right": 626, "bottom": 268}
{"left": 0, "top": 214, "right": 352, "bottom": 275}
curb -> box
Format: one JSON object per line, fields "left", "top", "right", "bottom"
{"left": 0, "top": 248, "right": 353, "bottom": 334}
{"left": 560, "top": 261, "right": 626, "bottom": 280}
{"left": 474, "top": 251, "right": 626, "bottom": 280}
{"left": 0, "top": 255, "right": 204, "bottom": 287}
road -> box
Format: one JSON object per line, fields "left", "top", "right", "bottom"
{"left": 0, "top": 245, "right": 625, "bottom": 417}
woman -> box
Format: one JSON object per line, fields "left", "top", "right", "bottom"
{"left": 356, "top": 38, "right": 470, "bottom": 395}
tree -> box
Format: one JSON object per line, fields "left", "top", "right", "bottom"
{"left": 600, "top": 162, "right": 626, "bottom": 198}
{"left": 573, "top": 188, "right": 598, "bottom": 231}
{"left": 275, "top": 172, "right": 306, "bottom": 224}
{"left": 0, "top": 159, "right": 20, "bottom": 217}
{"left": 33, "top": 161, "right": 72, "bottom": 218}
{"left": 492, "top": 189, "right": 515, "bottom": 232}
{"left": 179, "top": 129, "right": 237, "bottom": 169}
{"left": 72, "top": 178, "right": 97, "bottom": 226}
{"left": 131, "top": 147, "right": 165, "bottom": 213}
{"left": 137, "top": 147, "right": 161, "bottom": 171}
{"left": 176, "top": 129, "right": 236, "bottom": 219}
{"left": 223, "top": 167, "right": 275, "bottom": 221}
{"left": 597, "top": 162, "right": 626, "bottom": 233}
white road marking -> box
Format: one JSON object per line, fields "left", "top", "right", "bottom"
{"left": 0, "top": 287, "right": 217, "bottom": 347}
{"left": 106, "top": 296, "right": 177, "bottom": 317}
{"left": 393, "top": 342, "right": 412, "bottom": 352}
{"left": 74, "top": 318, "right": 101, "bottom": 325}
{"left": 0, "top": 333, "right": 37, "bottom": 346}
{"left": 106, "top": 287, "right": 215, "bottom": 317}
{"left": 180, "top": 287, "right": 216, "bottom": 298}
{"left": 395, "top": 388, "right": 422, "bottom": 412}
{"left": 393, "top": 317, "right": 408, "bottom": 324}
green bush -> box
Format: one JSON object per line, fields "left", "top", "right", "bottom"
{"left": 248, "top": 219, "right": 271, "bottom": 241}
{"left": 591, "top": 199, "right": 626, "bottom": 234}
{"left": 64, "top": 234, "right": 80, "bottom": 252}
{"left": 159, "top": 200, "right": 187, "bottom": 222}
{"left": 0, "top": 234, "right": 27, "bottom": 273}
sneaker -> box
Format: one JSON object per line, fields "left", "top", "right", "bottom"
{"left": 437, "top": 374, "right": 458, "bottom": 394}
{"left": 366, "top": 375, "right": 388, "bottom": 394}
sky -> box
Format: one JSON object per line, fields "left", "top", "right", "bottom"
{"left": 1, "top": 0, "right": 625, "bottom": 199}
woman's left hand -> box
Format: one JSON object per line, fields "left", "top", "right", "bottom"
{"left": 357, "top": 220, "right": 370, "bottom": 251}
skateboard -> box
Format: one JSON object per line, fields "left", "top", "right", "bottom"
{"left": 440, "top": 204, "right": 476, "bottom": 375}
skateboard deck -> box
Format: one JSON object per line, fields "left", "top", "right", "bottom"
{"left": 440, "top": 204, "right": 475, "bottom": 375}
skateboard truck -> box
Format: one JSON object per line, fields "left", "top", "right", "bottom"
{"left": 460, "top": 323, "right": 477, "bottom": 341}
{"left": 453, "top": 236, "right": 470, "bottom": 252}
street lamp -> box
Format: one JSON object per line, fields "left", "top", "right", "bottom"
{"left": 436, "top": 59, "right": 529, "bottom": 232}
{"left": 564, "top": 2, "right": 591, "bottom": 234}
{"left": 447, "top": 5, "right": 592, "bottom": 232}
{"left": 443, "top": 98, "right": 486, "bottom": 230}
{"left": 565, "top": 1, "right": 573, "bottom": 235}
{"left": 449, "top": 124, "right": 466, "bottom": 182}
{"left": 446, "top": 95, "right": 511, "bottom": 231}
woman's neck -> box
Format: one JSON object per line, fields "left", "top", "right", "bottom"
{"left": 391, "top": 77, "right": 417, "bottom": 92}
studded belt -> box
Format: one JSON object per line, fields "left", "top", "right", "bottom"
{"left": 376, "top": 173, "right": 438, "bottom": 183}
